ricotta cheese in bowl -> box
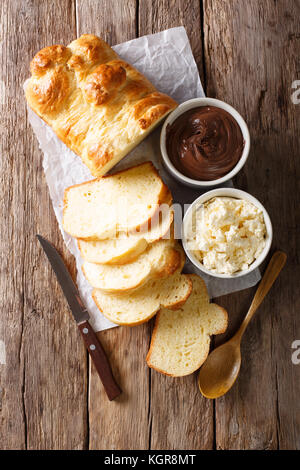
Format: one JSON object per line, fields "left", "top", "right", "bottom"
{"left": 182, "top": 188, "right": 272, "bottom": 278}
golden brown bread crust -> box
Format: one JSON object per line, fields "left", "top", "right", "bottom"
{"left": 146, "top": 274, "right": 228, "bottom": 377}
{"left": 83, "top": 61, "right": 127, "bottom": 105}
{"left": 91, "top": 273, "right": 193, "bottom": 327}
{"left": 25, "top": 34, "right": 178, "bottom": 176}
{"left": 62, "top": 161, "right": 173, "bottom": 240}
{"left": 82, "top": 244, "right": 183, "bottom": 294}
{"left": 91, "top": 290, "right": 160, "bottom": 327}
{"left": 30, "top": 45, "right": 71, "bottom": 76}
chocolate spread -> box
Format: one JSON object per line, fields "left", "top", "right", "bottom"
{"left": 166, "top": 106, "right": 244, "bottom": 180}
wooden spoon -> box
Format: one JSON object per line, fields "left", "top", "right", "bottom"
{"left": 198, "top": 251, "right": 287, "bottom": 399}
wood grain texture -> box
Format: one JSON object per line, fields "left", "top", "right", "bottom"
{"left": 0, "top": 0, "right": 88, "bottom": 450}
{"left": 88, "top": 324, "right": 150, "bottom": 450}
{"left": 148, "top": 372, "right": 214, "bottom": 450}
{"left": 138, "top": 0, "right": 205, "bottom": 86}
{"left": 139, "top": 0, "right": 213, "bottom": 450}
{"left": 204, "top": 0, "right": 300, "bottom": 450}
{"left": 76, "top": 0, "right": 151, "bottom": 450}
{"left": 76, "top": 0, "right": 137, "bottom": 43}
{"left": 0, "top": 0, "right": 299, "bottom": 451}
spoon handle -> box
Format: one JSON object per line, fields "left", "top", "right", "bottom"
{"left": 236, "top": 251, "right": 287, "bottom": 339}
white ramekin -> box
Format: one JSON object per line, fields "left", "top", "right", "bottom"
{"left": 160, "top": 97, "right": 250, "bottom": 188}
{"left": 182, "top": 188, "right": 273, "bottom": 279}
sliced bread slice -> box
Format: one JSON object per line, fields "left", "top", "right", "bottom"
{"left": 146, "top": 274, "right": 228, "bottom": 377}
{"left": 77, "top": 204, "right": 173, "bottom": 265}
{"left": 63, "top": 162, "right": 171, "bottom": 240}
{"left": 82, "top": 239, "right": 183, "bottom": 292}
{"left": 92, "top": 272, "right": 192, "bottom": 326}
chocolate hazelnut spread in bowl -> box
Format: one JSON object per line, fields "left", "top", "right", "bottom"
{"left": 160, "top": 98, "right": 250, "bottom": 188}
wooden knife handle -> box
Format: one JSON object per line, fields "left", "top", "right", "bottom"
{"left": 78, "top": 320, "right": 121, "bottom": 401}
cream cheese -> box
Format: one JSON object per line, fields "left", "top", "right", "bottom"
{"left": 187, "top": 197, "right": 266, "bottom": 274}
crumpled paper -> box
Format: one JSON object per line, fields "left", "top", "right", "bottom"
{"left": 26, "top": 27, "right": 260, "bottom": 332}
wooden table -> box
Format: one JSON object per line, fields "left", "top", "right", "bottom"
{"left": 1, "top": 0, "right": 299, "bottom": 450}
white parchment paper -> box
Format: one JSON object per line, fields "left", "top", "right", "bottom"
{"left": 26, "top": 27, "right": 260, "bottom": 332}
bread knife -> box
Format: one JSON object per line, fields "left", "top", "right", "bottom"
{"left": 37, "top": 235, "right": 121, "bottom": 401}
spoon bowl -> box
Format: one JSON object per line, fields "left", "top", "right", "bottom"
{"left": 198, "top": 251, "right": 287, "bottom": 399}
{"left": 199, "top": 339, "right": 241, "bottom": 399}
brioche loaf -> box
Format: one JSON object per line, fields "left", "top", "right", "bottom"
{"left": 146, "top": 275, "right": 228, "bottom": 377}
{"left": 92, "top": 272, "right": 192, "bottom": 326}
{"left": 78, "top": 206, "right": 173, "bottom": 265}
{"left": 25, "top": 34, "right": 177, "bottom": 176}
{"left": 63, "top": 162, "right": 171, "bottom": 240}
{"left": 82, "top": 240, "right": 183, "bottom": 292}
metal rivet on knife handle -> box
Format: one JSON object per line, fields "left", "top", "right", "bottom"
{"left": 37, "top": 234, "right": 122, "bottom": 401}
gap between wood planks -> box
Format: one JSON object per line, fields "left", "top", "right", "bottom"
{"left": 12, "top": 0, "right": 298, "bottom": 450}
{"left": 136, "top": 0, "right": 208, "bottom": 450}
{"left": 76, "top": 0, "right": 210, "bottom": 450}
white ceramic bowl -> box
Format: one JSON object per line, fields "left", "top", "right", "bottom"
{"left": 182, "top": 188, "right": 273, "bottom": 278}
{"left": 160, "top": 97, "right": 250, "bottom": 188}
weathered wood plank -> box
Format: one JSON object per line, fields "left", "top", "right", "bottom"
{"left": 204, "top": 0, "right": 300, "bottom": 449}
{"left": 88, "top": 324, "right": 150, "bottom": 449}
{"left": 139, "top": 0, "right": 205, "bottom": 87}
{"left": 139, "top": 0, "right": 214, "bottom": 450}
{"left": 0, "top": 0, "right": 88, "bottom": 450}
{"left": 76, "top": 0, "right": 150, "bottom": 450}
{"left": 1, "top": 0, "right": 299, "bottom": 451}
{"left": 76, "top": 0, "right": 137, "bottom": 43}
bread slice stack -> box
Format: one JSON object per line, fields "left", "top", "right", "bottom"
{"left": 63, "top": 162, "right": 172, "bottom": 240}
{"left": 63, "top": 162, "right": 228, "bottom": 377}
{"left": 92, "top": 271, "right": 193, "bottom": 326}
{"left": 78, "top": 206, "right": 173, "bottom": 265}
{"left": 63, "top": 162, "right": 192, "bottom": 325}
{"left": 82, "top": 239, "right": 183, "bottom": 292}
